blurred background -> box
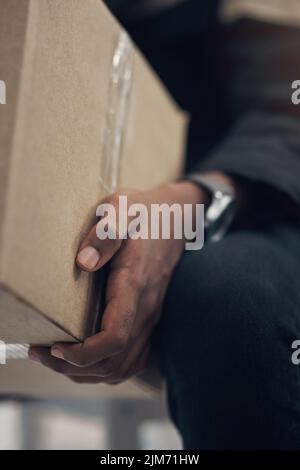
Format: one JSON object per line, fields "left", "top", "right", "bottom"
{"left": 0, "top": 396, "right": 181, "bottom": 450}
{"left": 0, "top": 346, "right": 181, "bottom": 450}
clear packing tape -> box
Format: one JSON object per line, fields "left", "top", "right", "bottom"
{"left": 99, "top": 31, "right": 134, "bottom": 194}
{"left": 97, "top": 32, "right": 163, "bottom": 393}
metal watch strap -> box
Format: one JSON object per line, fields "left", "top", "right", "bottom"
{"left": 186, "top": 173, "right": 237, "bottom": 242}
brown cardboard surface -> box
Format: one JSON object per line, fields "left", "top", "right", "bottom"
{"left": 0, "top": 0, "right": 29, "bottom": 268}
{"left": 0, "top": 0, "right": 186, "bottom": 396}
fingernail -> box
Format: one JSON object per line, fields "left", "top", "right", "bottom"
{"left": 77, "top": 246, "right": 100, "bottom": 269}
{"left": 51, "top": 347, "right": 64, "bottom": 359}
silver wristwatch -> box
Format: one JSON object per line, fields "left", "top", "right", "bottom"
{"left": 187, "top": 173, "right": 237, "bottom": 243}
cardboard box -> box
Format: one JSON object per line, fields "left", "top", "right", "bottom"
{"left": 0, "top": 0, "right": 186, "bottom": 350}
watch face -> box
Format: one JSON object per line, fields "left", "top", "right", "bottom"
{"left": 207, "top": 197, "right": 236, "bottom": 243}
{"left": 186, "top": 174, "right": 237, "bottom": 243}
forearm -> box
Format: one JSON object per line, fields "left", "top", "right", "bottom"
{"left": 191, "top": 20, "right": 300, "bottom": 217}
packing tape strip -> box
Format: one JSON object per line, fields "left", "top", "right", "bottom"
{"left": 99, "top": 31, "right": 134, "bottom": 193}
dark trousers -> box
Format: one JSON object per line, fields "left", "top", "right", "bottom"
{"left": 109, "top": 1, "right": 300, "bottom": 450}
{"left": 157, "top": 216, "right": 300, "bottom": 449}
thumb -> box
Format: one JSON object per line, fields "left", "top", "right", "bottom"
{"left": 76, "top": 191, "right": 139, "bottom": 272}
{"left": 76, "top": 223, "right": 123, "bottom": 272}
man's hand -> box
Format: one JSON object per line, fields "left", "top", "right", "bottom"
{"left": 29, "top": 180, "right": 207, "bottom": 384}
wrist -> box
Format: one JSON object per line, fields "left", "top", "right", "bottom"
{"left": 163, "top": 180, "right": 211, "bottom": 207}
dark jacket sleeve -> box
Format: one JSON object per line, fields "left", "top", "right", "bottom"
{"left": 193, "top": 19, "right": 300, "bottom": 207}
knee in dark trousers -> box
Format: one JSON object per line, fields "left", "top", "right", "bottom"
{"left": 158, "top": 222, "right": 300, "bottom": 449}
